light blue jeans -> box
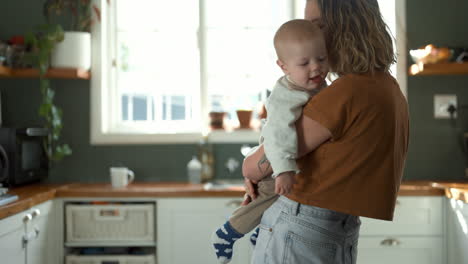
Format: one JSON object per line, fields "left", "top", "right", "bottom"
{"left": 251, "top": 196, "right": 361, "bottom": 264}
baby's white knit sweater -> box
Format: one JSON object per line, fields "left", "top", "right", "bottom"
{"left": 261, "top": 76, "right": 322, "bottom": 177}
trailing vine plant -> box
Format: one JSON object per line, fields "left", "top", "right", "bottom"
{"left": 24, "top": 24, "right": 72, "bottom": 163}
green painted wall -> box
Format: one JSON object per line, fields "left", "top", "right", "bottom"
{"left": 1, "top": 0, "right": 468, "bottom": 183}
{"left": 406, "top": 0, "right": 468, "bottom": 180}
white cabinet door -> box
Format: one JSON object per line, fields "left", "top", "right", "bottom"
{"left": 357, "top": 237, "right": 444, "bottom": 264}
{"left": 0, "top": 210, "right": 27, "bottom": 264}
{"left": 358, "top": 196, "right": 446, "bottom": 264}
{"left": 26, "top": 201, "right": 55, "bottom": 264}
{"left": 360, "top": 197, "right": 444, "bottom": 236}
{"left": 158, "top": 198, "right": 252, "bottom": 264}
{"left": 447, "top": 198, "right": 468, "bottom": 264}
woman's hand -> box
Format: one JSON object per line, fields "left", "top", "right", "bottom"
{"left": 241, "top": 178, "right": 258, "bottom": 206}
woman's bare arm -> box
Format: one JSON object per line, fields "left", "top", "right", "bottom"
{"left": 242, "top": 115, "right": 332, "bottom": 182}
{"left": 296, "top": 114, "right": 332, "bottom": 157}
{"left": 242, "top": 145, "right": 272, "bottom": 182}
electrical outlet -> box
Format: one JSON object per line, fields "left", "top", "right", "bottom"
{"left": 434, "top": 94, "right": 457, "bottom": 119}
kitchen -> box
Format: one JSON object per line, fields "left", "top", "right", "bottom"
{"left": 1, "top": 0, "right": 468, "bottom": 263}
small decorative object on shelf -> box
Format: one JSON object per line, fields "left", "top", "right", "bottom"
{"left": 236, "top": 110, "right": 253, "bottom": 129}
{"left": 1, "top": 36, "right": 29, "bottom": 68}
{"left": 409, "top": 44, "right": 468, "bottom": 76}
{"left": 209, "top": 111, "right": 226, "bottom": 130}
{"left": 0, "top": 41, "right": 7, "bottom": 66}
{"left": 410, "top": 44, "right": 452, "bottom": 65}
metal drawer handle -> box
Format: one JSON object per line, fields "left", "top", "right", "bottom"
{"left": 225, "top": 200, "right": 242, "bottom": 207}
{"left": 94, "top": 209, "right": 125, "bottom": 221}
{"left": 380, "top": 238, "right": 401, "bottom": 246}
{"left": 34, "top": 227, "right": 40, "bottom": 238}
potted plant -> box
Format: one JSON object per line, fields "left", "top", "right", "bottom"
{"left": 24, "top": 24, "right": 72, "bottom": 163}
{"left": 236, "top": 109, "right": 253, "bottom": 129}
{"left": 44, "top": 0, "right": 101, "bottom": 70}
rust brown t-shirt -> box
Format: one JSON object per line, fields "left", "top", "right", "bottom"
{"left": 287, "top": 72, "right": 409, "bottom": 221}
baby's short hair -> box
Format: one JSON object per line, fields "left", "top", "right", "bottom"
{"left": 274, "top": 19, "right": 322, "bottom": 60}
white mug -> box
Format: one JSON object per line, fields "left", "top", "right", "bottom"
{"left": 110, "top": 167, "right": 135, "bottom": 188}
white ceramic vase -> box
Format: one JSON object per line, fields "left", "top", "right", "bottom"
{"left": 51, "top": 31, "right": 91, "bottom": 70}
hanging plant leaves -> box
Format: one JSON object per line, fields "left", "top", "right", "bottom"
{"left": 24, "top": 23, "right": 71, "bottom": 163}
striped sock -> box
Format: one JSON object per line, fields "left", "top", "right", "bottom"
{"left": 250, "top": 227, "right": 260, "bottom": 246}
{"left": 211, "top": 221, "right": 244, "bottom": 263}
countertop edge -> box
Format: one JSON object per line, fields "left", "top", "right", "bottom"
{"left": 0, "top": 181, "right": 466, "bottom": 221}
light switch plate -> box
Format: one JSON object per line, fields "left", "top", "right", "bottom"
{"left": 434, "top": 94, "right": 457, "bottom": 119}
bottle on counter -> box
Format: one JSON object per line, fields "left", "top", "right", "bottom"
{"left": 187, "top": 156, "right": 202, "bottom": 184}
{"left": 199, "top": 137, "right": 214, "bottom": 183}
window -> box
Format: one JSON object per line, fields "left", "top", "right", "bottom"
{"left": 91, "top": 0, "right": 406, "bottom": 144}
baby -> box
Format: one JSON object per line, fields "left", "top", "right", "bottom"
{"left": 212, "top": 19, "right": 329, "bottom": 263}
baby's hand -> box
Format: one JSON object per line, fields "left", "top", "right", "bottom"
{"left": 275, "top": 171, "right": 296, "bottom": 195}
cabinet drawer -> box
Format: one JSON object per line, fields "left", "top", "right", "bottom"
{"left": 357, "top": 236, "right": 444, "bottom": 264}
{"left": 66, "top": 204, "right": 155, "bottom": 243}
{"left": 360, "top": 197, "right": 444, "bottom": 236}
{"left": 66, "top": 254, "right": 155, "bottom": 264}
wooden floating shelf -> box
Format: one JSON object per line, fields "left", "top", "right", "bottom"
{"left": 0, "top": 66, "right": 90, "bottom": 80}
{"left": 409, "top": 62, "right": 468, "bottom": 76}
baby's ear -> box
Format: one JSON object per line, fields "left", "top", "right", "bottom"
{"left": 276, "top": 59, "right": 289, "bottom": 74}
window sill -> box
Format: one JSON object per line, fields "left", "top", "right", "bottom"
{"left": 90, "top": 129, "right": 260, "bottom": 145}
{"left": 207, "top": 129, "right": 259, "bottom": 143}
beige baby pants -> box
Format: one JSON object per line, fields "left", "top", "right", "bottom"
{"left": 229, "top": 177, "right": 278, "bottom": 234}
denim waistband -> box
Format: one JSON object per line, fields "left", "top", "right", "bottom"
{"left": 277, "top": 196, "right": 361, "bottom": 237}
{"left": 277, "top": 196, "right": 354, "bottom": 221}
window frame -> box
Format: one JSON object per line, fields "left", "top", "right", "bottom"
{"left": 90, "top": 0, "right": 407, "bottom": 145}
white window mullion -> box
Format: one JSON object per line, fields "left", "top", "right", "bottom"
{"left": 199, "top": 0, "right": 209, "bottom": 135}
{"left": 108, "top": 0, "right": 119, "bottom": 127}
{"left": 186, "top": 96, "right": 192, "bottom": 121}
{"left": 128, "top": 95, "right": 133, "bottom": 121}
{"left": 146, "top": 94, "right": 152, "bottom": 122}
{"left": 395, "top": 0, "right": 407, "bottom": 97}
{"left": 153, "top": 94, "right": 161, "bottom": 123}
{"left": 166, "top": 96, "right": 171, "bottom": 121}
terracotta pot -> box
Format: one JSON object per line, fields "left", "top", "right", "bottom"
{"left": 236, "top": 110, "right": 253, "bottom": 129}
{"left": 209, "top": 112, "right": 226, "bottom": 130}
{"left": 258, "top": 104, "right": 267, "bottom": 119}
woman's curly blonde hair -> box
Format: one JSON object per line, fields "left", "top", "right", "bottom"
{"left": 316, "top": 0, "right": 396, "bottom": 75}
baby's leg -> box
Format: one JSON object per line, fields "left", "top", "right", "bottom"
{"left": 211, "top": 178, "right": 277, "bottom": 263}
{"left": 212, "top": 221, "right": 244, "bottom": 263}
{"left": 250, "top": 227, "right": 260, "bottom": 246}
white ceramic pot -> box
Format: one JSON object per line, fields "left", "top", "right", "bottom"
{"left": 51, "top": 31, "right": 91, "bottom": 70}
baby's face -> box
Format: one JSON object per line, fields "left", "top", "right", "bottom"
{"left": 279, "top": 36, "right": 329, "bottom": 91}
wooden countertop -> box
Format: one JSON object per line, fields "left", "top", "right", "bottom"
{"left": 0, "top": 180, "right": 465, "bottom": 220}
{"left": 0, "top": 184, "right": 69, "bottom": 220}
{"left": 55, "top": 182, "right": 245, "bottom": 198}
